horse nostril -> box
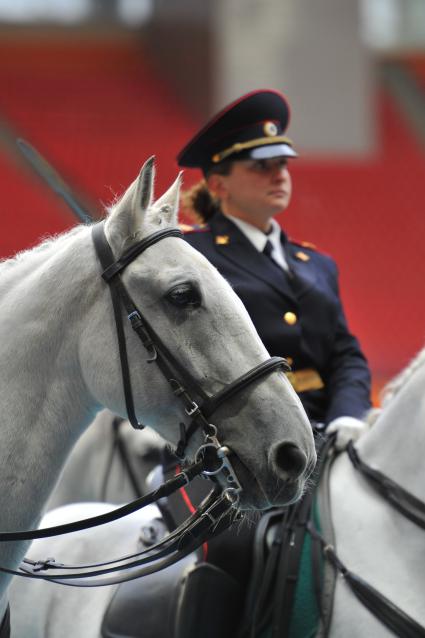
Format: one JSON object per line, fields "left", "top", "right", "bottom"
{"left": 272, "top": 442, "right": 307, "bottom": 481}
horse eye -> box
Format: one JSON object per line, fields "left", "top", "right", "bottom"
{"left": 166, "top": 284, "right": 201, "bottom": 308}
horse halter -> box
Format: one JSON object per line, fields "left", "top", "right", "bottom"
{"left": 91, "top": 221, "right": 290, "bottom": 496}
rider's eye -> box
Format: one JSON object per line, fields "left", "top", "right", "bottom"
{"left": 253, "top": 160, "right": 268, "bottom": 171}
{"left": 166, "top": 284, "right": 201, "bottom": 308}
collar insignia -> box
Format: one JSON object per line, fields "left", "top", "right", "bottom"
{"left": 215, "top": 235, "right": 230, "bottom": 245}
{"left": 295, "top": 251, "right": 310, "bottom": 262}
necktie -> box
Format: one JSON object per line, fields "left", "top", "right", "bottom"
{"left": 264, "top": 239, "right": 300, "bottom": 284}
{"left": 263, "top": 240, "right": 282, "bottom": 271}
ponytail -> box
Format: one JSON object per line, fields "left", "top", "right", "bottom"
{"left": 181, "top": 180, "right": 221, "bottom": 224}
{"left": 181, "top": 160, "right": 233, "bottom": 224}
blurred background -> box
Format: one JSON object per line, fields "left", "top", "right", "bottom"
{"left": 0, "top": 0, "right": 424, "bottom": 402}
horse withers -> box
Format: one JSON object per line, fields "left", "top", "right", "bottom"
{"left": 0, "top": 158, "right": 315, "bottom": 634}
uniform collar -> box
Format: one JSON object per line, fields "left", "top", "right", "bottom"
{"left": 223, "top": 213, "right": 281, "bottom": 253}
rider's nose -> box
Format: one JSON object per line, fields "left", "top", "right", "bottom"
{"left": 270, "top": 441, "right": 307, "bottom": 481}
{"left": 271, "top": 166, "right": 288, "bottom": 181}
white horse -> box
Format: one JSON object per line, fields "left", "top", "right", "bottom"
{"left": 324, "top": 346, "right": 425, "bottom": 637}
{"left": 0, "top": 158, "right": 316, "bottom": 635}
{"left": 236, "top": 347, "right": 425, "bottom": 638}
{"left": 46, "top": 410, "right": 165, "bottom": 509}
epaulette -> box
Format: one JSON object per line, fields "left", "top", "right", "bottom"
{"left": 179, "top": 223, "right": 209, "bottom": 234}
{"left": 289, "top": 238, "right": 317, "bottom": 250}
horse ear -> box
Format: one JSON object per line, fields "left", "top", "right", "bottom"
{"left": 142, "top": 172, "right": 183, "bottom": 230}
{"left": 105, "top": 157, "right": 156, "bottom": 252}
{"left": 132, "top": 156, "right": 155, "bottom": 212}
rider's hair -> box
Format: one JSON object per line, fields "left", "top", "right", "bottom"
{"left": 181, "top": 160, "right": 233, "bottom": 224}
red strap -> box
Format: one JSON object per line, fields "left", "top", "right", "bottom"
{"left": 176, "top": 466, "right": 208, "bottom": 560}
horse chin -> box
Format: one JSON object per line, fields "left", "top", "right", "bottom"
{"left": 238, "top": 480, "right": 305, "bottom": 511}
{"left": 229, "top": 455, "right": 306, "bottom": 511}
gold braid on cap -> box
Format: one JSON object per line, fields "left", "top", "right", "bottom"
{"left": 211, "top": 135, "right": 293, "bottom": 163}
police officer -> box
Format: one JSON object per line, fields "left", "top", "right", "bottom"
{"left": 153, "top": 91, "right": 373, "bottom": 637}
{"left": 177, "top": 89, "right": 371, "bottom": 437}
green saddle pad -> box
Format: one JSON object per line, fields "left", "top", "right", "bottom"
{"left": 260, "top": 502, "right": 322, "bottom": 638}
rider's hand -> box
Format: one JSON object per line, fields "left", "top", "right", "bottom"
{"left": 326, "top": 416, "right": 369, "bottom": 451}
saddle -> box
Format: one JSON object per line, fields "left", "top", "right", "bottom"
{"left": 239, "top": 433, "right": 336, "bottom": 638}
{"left": 101, "top": 554, "right": 243, "bottom": 638}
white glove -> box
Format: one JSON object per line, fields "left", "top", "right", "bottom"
{"left": 326, "top": 416, "right": 370, "bottom": 451}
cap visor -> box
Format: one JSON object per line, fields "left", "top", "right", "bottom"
{"left": 250, "top": 144, "right": 298, "bottom": 159}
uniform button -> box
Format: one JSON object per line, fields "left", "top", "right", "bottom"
{"left": 283, "top": 312, "right": 297, "bottom": 325}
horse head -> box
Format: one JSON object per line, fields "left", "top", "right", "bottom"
{"left": 80, "top": 158, "right": 316, "bottom": 510}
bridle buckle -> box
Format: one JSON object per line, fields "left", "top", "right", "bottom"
{"left": 185, "top": 401, "right": 200, "bottom": 417}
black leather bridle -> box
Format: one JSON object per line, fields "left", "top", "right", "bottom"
{"left": 0, "top": 222, "right": 291, "bottom": 586}
{"left": 91, "top": 222, "right": 289, "bottom": 461}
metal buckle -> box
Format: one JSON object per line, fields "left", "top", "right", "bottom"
{"left": 185, "top": 401, "right": 200, "bottom": 417}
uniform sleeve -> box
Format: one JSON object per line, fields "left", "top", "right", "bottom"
{"left": 323, "top": 261, "right": 372, "bottom": 423}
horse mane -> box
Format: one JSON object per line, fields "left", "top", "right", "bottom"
{"left": 0, "top": 225, "right": 88, "bottom": 290}
{"left": 379, "top": 344, "right": 425, "bottom": 408}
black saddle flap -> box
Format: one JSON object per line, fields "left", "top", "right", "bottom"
{"left": 102, "top": 558, "right": 242, "bottom": 638}
{"left": 101, "top": 554, "right": 196, "bottom": 638}
{"left": 176, "top": 562, "right": 243, "bottom": 638}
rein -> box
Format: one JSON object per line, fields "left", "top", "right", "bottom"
{"left": 0, "top": 222, "right": 290, "bottom": 587}
{"left": 309, "top": 441, "right": 425, "bottom": 638}
{"left": 347, "top": 441, "right": 425, "bottom": 530}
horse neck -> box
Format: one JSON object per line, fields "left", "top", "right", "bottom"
{"left": 357, "top": 363, "right": 425, "bottom": 497}
{"left": 0, "top": 227, "right": 101, "bottom": 595}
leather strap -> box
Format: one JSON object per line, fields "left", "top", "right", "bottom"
{"left": 92, "top": 221, "right": 290, "bottom": 455}
{"left": 0, "top": 461, "right": 203, "bottom": 542}
{"left": 347, "top": 442, "right": 425, "bottom": 530}
{"left": 200, "top": 356, "right": 290, "bottom": 418}
{"left": 0, "top": 605, "right": 10, "bottom": 638}
{"left": 101, "top": 229, "right": 183, "bottom": 282}
{"left": 308, "top": 521, "right": 425, "bottom": 638}
{"left": 15, "top": 493, "right": 236, "bottom": 587}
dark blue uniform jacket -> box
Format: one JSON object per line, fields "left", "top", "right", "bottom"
{"left": 183, "top": 211, "right": 371, "bottom": 424}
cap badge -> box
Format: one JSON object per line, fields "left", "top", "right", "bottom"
{"left": 263, "top": 121, "right": 278, "bottom": 137}
{"left": 295, "top": 251, "right": 310, "bottom": 262}
{"left": 215, "top": 235, "right": 230, "bottom": 245}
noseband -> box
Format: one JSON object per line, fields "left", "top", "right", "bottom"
{"left": 91, "top": 222, "right": 289, "bottom": 491}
